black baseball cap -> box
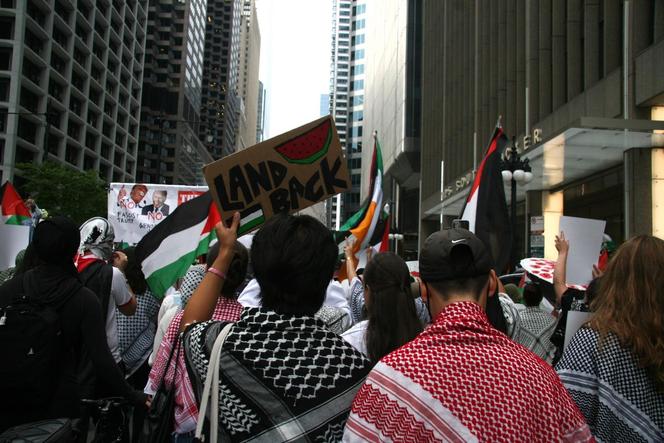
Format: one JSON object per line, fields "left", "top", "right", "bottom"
{"left": 419, "top": 228, "right": 493, "bottom": 282}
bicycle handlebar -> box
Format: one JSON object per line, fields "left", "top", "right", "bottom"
{"left": 81, "top": 397, "right": 129, "bottom": 410}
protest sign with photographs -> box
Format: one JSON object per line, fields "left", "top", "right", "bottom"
{"left": 203, "top": 115, "right": 350, "bottom": 234}
{"left": 108, "top": 183, "right": 208, "bottom": 245}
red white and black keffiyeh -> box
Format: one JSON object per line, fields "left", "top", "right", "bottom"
{"left": 146, "top": 296, "right": 243, "bottom": 433}
{"left": 344, "top": 302, "right": 593, "bottom": 442}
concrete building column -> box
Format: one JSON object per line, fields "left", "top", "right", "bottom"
{"left": 584, "top": 0, "right": 600, "bottom": 88}
{"left": 651, "top": 148, "right": 664, "bottom": 239}
{"left": 543, "top": 190, "right": 564, "bottom": 259}
{"left": 624, "top": 148, "right": 654, "bottom": 238}
{"left": 567, "top": 0, "right": 583, "bottom": 100}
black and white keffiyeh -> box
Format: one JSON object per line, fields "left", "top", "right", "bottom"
{"left": 184, "top": 307, "right": 371, "bottom": 442}
{"left": 180, "top": 264, "right": 206, "bottom": 306}
{"left": 117, "top": 289, "right": 161, "bottom": 375}
{"left": 512, "top": 306, "right": 558, "bottom": 363}
{"left": 315, "top": 305, "right": 352, "bottom": 335}
{"left": 556, "top": 327, "right": 664, "bottom": 442}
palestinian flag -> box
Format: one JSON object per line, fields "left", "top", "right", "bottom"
{"left": 335, "top": 134, "right": 385, "bottom": 255}
{"left": 135, "top": 192, "right": 220, "bottom": 299}
{"left": 1, "top": 182, "right": 31, "bottom": 225}
{"left": 0, "top": 182, "right": 31, "bottom": 270}
{"left": 460, "top": 125, "right": 512, "bottom": 274}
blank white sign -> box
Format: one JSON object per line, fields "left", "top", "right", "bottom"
{"left": 564, "top": 311, "right": 593, "bottom": 350}
{"left": 559, "top": 216, "right": 606, "bottom": 287}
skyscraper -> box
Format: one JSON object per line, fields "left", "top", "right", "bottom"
{"left": 236, "top": 0, "right": 260, "bottom": 150}
{"left": 0, "top": 1, "right": 149, "bottom": 184}
{"left": 328, "top": 0, "right": 367, "bottom": 228}
{"left": 327, "top": 0, "right": 351, "bottom": 228}
{"left": 256, "top": 80, "right": 266, "bottom": 142}
{"left": 361, "top": 0, "right": 421, "bottom": 256}
{"left": 200, "top": 0, "right": 242, "bottom": 158}
{"left": 345, "top": 1, "right": 366, "bottom": 221}
{"left": 137, "top": 0, "right": 211, "bottom": 185}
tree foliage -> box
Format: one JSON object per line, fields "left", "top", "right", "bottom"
{"left": 17, "top": 161, "right": 107, "bottom": 226}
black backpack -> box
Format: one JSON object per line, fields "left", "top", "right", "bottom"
{"left": 0, "top": 274, "right": 73, "bottom": 424}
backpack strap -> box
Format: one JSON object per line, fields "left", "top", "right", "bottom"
{"left": 79, "top": 262, "right": 113, "bottom": 321}
{"left": 195, "top": 322, "right": 234, "bottom": 443}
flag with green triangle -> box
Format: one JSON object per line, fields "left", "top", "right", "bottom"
{"left": 0, "top": 182, "right": 31, "bottom": 270}
{"left": 1, "top": 182, "right": 31, "bottom": 225}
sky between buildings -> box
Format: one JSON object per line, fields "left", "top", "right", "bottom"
{"left": 255, "top": 0, "right": 332, "bottom": 139}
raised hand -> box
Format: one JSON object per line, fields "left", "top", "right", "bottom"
{"left": 215, "top": 212, "right": 240, "bottom": 251}
{"left": 555, "top": 231, "right": 569, "bottom": 254}
{"left": 344, "top": 236, "right": 356, "bottom": 261}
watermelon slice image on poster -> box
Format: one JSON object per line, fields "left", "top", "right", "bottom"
{"left": 274, "top": 118, "right": 332, "bottom": 165}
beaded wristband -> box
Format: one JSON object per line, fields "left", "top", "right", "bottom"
{"left": 207, "top": 267, "right": 226, "bottom": 280}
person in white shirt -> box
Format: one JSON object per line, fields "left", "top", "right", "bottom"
{"left": 77, "top": 217, "right": 137, "bottom": 366}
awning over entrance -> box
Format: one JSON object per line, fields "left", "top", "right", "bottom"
{"left": 523, "top": 117, "right": 664, "bottom": 190}
{"left": 424, "top": 117, "right": 664, "bottom": 220}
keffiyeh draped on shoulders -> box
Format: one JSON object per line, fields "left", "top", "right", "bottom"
{"left": 116, "top": 289, "right": 161, "bottom": 375}
{"left": 556, "top": 327, "right": 664, "bottom": 442}
{"left": 184, "top": 307, "right": 371, "bottom": 442}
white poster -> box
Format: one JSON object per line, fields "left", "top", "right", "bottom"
{"left": 0, "top": 223, "right": 30, "bottom": 270}
{"left": 108, "top": 183, "right": 208, "bottom": 245}
{"left": 558, "top": 215, "right": 606, "bottom": 286}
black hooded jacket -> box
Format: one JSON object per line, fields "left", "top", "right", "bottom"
{"left": 0, "top": 264, "right": 144, "bottom": 428}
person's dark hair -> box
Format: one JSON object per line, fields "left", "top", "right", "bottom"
{"left": 428, "top": 274, "right": 489, "bottom": 301}
{"left": 251, "top": 214, "right": 336, "bottom": 316}
{"left": 364, "top": 252, "right": 423, "bottom": 362}
{"left": 522, "top": 282, "right": 543, "bottom": 307}
{"left": 424, "top": 246, "right": 489, "bottom": 300}
{"left": 206, "top": 242, "right": 221, "bottom": 268}
{"left": 121, "top": 247, "right": 147, "bottom": 295}
{"left": 206, "top": 241, "right": 249, "bottom": 297}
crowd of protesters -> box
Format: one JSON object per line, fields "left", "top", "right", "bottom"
{"left": 0, "top": 209, "right": 662, "bottom": 442}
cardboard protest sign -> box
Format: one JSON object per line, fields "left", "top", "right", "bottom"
{"left": 203, "top": 116, "right": 350, "bottom": 234}
{"left": 108, "top": 183, "right": 208, "bottom": 245}
{"left": 558, "top": 216, "right": 606, "bottom": 286}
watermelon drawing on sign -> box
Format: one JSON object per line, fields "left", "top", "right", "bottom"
{"left": 274, "top": 118, "right": 333, "bottom": 165}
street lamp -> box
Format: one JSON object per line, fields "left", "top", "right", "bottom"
{"left": 501, "top": 138, "right": 533, "bottom": 269}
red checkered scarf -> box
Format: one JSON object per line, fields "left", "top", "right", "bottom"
{"left": 345, "top": 302, "right": 594, "bottom": 442}
{"left": 146, "top": 297, "right": 243, "bottom": 434}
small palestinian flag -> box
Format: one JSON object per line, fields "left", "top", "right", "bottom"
{"left": 1, "top": 182, "right": 31, "bottom": 225}
{"left": 135, "top": 191, "right": 221, "bottom": 299}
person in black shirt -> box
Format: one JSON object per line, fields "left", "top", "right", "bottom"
{"left": 0, "top": 217, "right": 145, "bottom": 431}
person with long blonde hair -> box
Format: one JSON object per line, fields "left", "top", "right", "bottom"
{"left": 556, "top": 235, "right": 664, "bottom": 442}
